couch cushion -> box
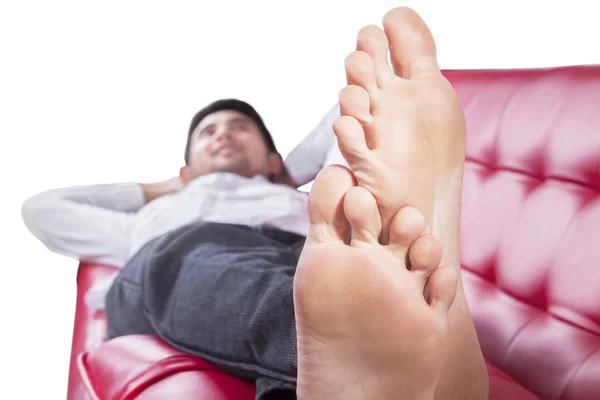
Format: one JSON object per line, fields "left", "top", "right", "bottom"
{"left": 487, "top": 361, "right": 539, "bottom": 400}
{"left": 445, "top": 66, "right": 600, "bottom": 400}
{"left": 68, "top": 264, "right": 118, "bottom": 400}
{"left": 77, "top": 335, "right": 255, "bottom": 400}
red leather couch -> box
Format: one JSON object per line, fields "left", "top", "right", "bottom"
{"left": 68, "top": 65, "right": 600, "bottom": 399}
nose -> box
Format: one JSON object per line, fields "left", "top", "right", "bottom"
{"left": 214, "top": 125, "right": 232, "bottom": 142}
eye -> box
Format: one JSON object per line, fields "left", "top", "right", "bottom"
{"left": 200, "top": 127, "right": 215, "bottom": 137}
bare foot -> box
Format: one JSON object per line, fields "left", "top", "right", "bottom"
{"left": 334, "top": 7, "right": 488, "bottom": 398}
{"left": 335, "top": 7, "right": 464, "bottom": 255}
{"left": 294, "top": 165, "right": 457, "bottom": 400}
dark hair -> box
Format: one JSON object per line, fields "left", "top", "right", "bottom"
{"left": 184, "top": 98, "right": 277, "bottom": 165}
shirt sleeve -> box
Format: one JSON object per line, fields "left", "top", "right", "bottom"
{"left": 284, "top": 103, "right": 340, "bottom": 186}
{"left": 21, "top": 182, "right": 145, "bottom": 267}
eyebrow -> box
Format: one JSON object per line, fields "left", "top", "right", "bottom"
{"left": 198, "top": 116, "right": 252, "bottom": 135}
{"left": 227, "top": 116, "right": 252, "bottom": 125}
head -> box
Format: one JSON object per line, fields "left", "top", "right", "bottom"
{"left": 181, "top": 99, "right": 284, "bottom": 184}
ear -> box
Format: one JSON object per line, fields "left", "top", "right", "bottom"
{"left": 266, "top": 152, "right": 284, "bottom": 179}
{"left": 179, "top": 166, "right": 194, "bottom": 185}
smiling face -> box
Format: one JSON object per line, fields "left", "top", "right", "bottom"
{"left": 180, "top": 109, "right": 283, "bottom": 184}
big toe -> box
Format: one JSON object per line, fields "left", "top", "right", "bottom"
{"left": 382, "top": 7, "right": 440, "bottom": 79}
{"left": 307, "top": 165, "right": 356, "bottom": 244}
{"left": 344, "top": 186, "right": 382, "bottom": 247}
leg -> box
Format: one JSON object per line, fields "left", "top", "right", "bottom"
{"left": 295, "top": 165, "right": 457, "bottom": 399}
{"left": 106, "top": 244, "right": 162, "bottom": 339}
{"left": 336, "top": 7, "right": 488, "bottom": 399}
{"left": 110, "top": 222, "right": 304, "bottom": 400}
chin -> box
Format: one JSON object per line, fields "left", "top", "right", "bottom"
{"left": 212, "top": 160, "right": 252, "bottom": 177}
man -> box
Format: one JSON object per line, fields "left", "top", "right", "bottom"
{"left": 23, "top": 7, "right": 488, "bottom": 400}
{"left": 22, "top": 98, "right": 313, "bottom": 311}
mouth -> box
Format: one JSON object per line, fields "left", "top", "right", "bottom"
{"left": 214, "top": 145, "right": 237, "bottom": 157}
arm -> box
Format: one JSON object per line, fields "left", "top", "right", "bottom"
{"left": 284, "top": 103, "right": 340, "bottom": 187}
{"left": 140, "top": 177, "right": 183, "bottom": 203}
{"left": 22, "top": 182, "right": 146, "bottom": 267}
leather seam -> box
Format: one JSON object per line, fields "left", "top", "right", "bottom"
{"left": 465, "top": 157, "right": 599, "bottom": 191}
{"left": 558, "top": 348, "right": 600, "bottom": 400}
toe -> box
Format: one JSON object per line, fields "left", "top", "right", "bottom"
{"left": 339, "top": 85, "right": 371, "bottom": 124}
{"left": 386, "top": 206, "right": 426, "bottom": 259}
{"left": 382, "top": 7, "right": 440, "bottom": 79}
{"left": 356, "top": 25, "right": 394, "bottom": 87}
{"left": 426, "top": 264, "right": 458, "bottom": 316}
{"left": 408, "top": 234, "right": 442, "bottom": 280}
{"left": 333, "top": 115, "right": 370, "bottom": 164}
{"left": 307, "top": 165, "right": 356, "bottom": 244}
{"left": 344, "top": 51, "right": 378, "bottom": 93}
{"left": 343, "top": 186, "right": 382, "bottom": 246}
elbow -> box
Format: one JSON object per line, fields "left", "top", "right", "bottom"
{"left": 22, "top": 195, "right": 40, "bottom": 232}
{"left": 21, "top": 192, "right": 52, "bottom": 235}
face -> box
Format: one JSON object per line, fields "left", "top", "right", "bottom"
{"left": 181, "top": 110, "right": 282, "bottom": 183}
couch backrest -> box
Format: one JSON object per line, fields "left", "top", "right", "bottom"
{"left": 444, "top": 66, "right": 600, "bottom": 399}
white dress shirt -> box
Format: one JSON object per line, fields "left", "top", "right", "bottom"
{"left": 22, "top": 173, "right": 310, "bottom": 310}
{"left": 22, "top": 103, "right": 343, "bottom": 311}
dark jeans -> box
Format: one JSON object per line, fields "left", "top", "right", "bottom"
{"left": 105, "top": 222, "right": 305, "bottom": 400}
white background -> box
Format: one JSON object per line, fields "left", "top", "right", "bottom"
{"left": 1, "top": 0, "right": 598, "bottom": 398}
